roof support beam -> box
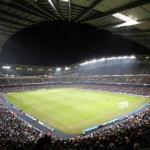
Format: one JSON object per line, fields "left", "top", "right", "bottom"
{"left": 120, "top": 29, "right": 150, "bottom": 36}
{"left": 0, "top": 9, "right": 36, "bottom": 24}
{"left": 13, "top": 0, "right": 51, "bottom": 20}
{"left": 0, "top": 17, "right": 27, "bottom": 27}
{"left": 28, "top": 0, "right": 58, "bottom": 20}
{"left": 0, "top": 36, "right": 9, "bottom": 42}
{"left": 0, "top": 0, "right": 47, "bottom": 21}
{"left": 139, "top": 17, "right": 150, "bottom": 24}
{"left": 120, "top": 31, "right": 150, "bottom": 36}
{"left": 75, "top": 0, "right": 104, "bottom": 22}
{"left": 82, "top": 0, "right": 150, "bottom": 22}
{"left": 0, "top": 38, "right": 7, "bottom": 42}
{"left": 97, "top": 22, "right": 123, "bottom": 29}
{"left": 69, "top": 0, "right": 71, "bottom": 22}
{"left": 0, "top": 34, "right": 9, "bottom": 39}
{"left": 0, "top": 31, "right": 12, "bottom": 37}
{"left": 0, "top": 22, "right": 20, "bottom": 30}
{"left": 50, "top": 0, "right": 64, "bottom": 20}
{"left": 0, "top": 40, "right": 6, "bottom": 45}
{"left": 0, "top": 26, "right": 16, "bottom": 33}
{"left": 98, "top": 18, "right": 150, "bottom": 30}
{"left": 127, "top": 37, "right": 150, "bottom": 41}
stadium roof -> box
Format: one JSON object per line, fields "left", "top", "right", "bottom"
{"left": 0, "top": 0, "right": 149, "bottom": 53}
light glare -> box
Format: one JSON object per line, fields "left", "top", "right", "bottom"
{"left": 65, "top": 67, "right": 70, "bottom": 71}
{"left": 48, "top": 0, "right": 56, "bottom": 9}
{"left": 112, "top": 13, "right": 140, "bottom": 27}
{"left": 79, "top": 56, "right": 136, "bottom": 66}
{"left": 56, "top": 67, "right": 61, "bottom": 71}
{"left": 2, "top": 66, "right": 11, "bottom": 69}
{"left": 130, "top": 55, "right": 136, "bottom": 59}
{"left": 60, "top": 0, "right": 69, "bottom": 2}
{"left": 113, "top": 13, "right": 133, "bottom": 22}
{"left": 115, "top": 20, "right": 140, "bottom": 27}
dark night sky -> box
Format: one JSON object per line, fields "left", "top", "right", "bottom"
{"left": 0, "top": 21, "right": 149, "bottom": 66}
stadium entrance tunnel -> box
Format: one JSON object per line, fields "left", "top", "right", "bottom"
{"left": 1, "top": 21, "right": 147, "bottom": 66}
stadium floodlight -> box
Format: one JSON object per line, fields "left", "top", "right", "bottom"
{"left": 65, "top": 67, "right": 70, "bottom": 71}
{"left": 91, "top": 59, "right": 97, "bottom": 63}
{"left": 60, "top": 0, "right": 69, "bottom": 2}
{"left": 80, "top": 59, "right": 97, "bottom": 66}
{"left": 106, "top": 57, "right": 115, "bottom": 60}
{"left": 122, "top": 56, "right": 128, "bottom": 59}
{"left": 27, "top": 68, "right": 32, "bottom": 71}
{"left": 16, "top": 67, "right": 21, "bottom": 70}
{"left": 48, "top": 0, "right": 56, "bottom": 9}
{"left": 56, "top": 67, "right": 61, "bottom": 71}
{"left": 130, "top": 55, "right": 136, "bottom": 59}
{"left": 2, "top": 66, "right": 11, "bottom": 69}
{"left": 113, "top": 13, "right": 133, "bottom": 22}
{"left": 80, "top": 62, "right": 86, "bottom": 66}
{"left": 115, "top": 20, "right": 140, "bottom": 28}
{"left": 97, "top": 58, "right": 106, "bottom": 62}
{"left": 106, "top": 57, "right": 114, "bottom": 60}
{"left": 112, "top": 13, "right": 140, "bottom": 27}
{"left": 117, "top": 56, "right": 123, "bottom": 59}
{"left": 79, "top": 56, "right": 136, "bottom": 66}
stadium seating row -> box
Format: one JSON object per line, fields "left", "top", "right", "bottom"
{"left": 0, "top": 96, "right": 149, "bottom": 150}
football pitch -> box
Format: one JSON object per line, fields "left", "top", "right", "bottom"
{"left": 6, "top": 88, "right": 149, "bottom": 134}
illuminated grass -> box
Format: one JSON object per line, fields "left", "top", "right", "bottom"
{"left": 6, "top": 88, "right": 149, "bottom": 134}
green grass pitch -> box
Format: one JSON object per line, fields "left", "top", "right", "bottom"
{"left": 6, "top": 88, "right": 149, "bottom": 134}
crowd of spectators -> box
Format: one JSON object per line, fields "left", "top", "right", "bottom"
{"left": 33, "top": 107, "right": 150, "bottom": 150}
{"left": 0, "top": 73, "right": 150, "bottom": 97}
{"left": 73, "top": 84, "right": 150, "bottom": 96}
{"left": 0, "top": 98, "right": 149, "bottom": 149}
{"left": 0, "top": 74, "right": 150, "bottom": 87}
{"left": 0, "top": 100, "right": 41, "bottom": 150}
{"left": 0, "top": 77, "right": 48, "bottom": 87}
{"left": 73, "top": 75, "right": 150, "bottom": 84}
{"left": 0, "top": 82, "right": 149, "bottom": 96}
{"left": 0, "top": 68, "right": 150, "bottom": 149}
{"left": 0, "top": 82, "right": 150, "bottom": 150}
